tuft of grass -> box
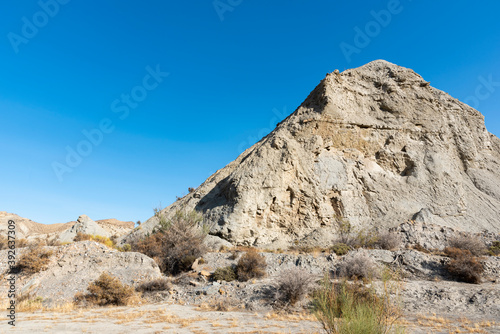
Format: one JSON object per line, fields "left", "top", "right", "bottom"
{"left": 74, "top": 272, "right": 136, "bottom": 306}
{"left": 236, "top": 249, "right": 267, "bottom": 281}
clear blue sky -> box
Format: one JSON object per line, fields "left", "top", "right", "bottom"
{"left": 1, "top": 0, "right": 499, "bottom": 225}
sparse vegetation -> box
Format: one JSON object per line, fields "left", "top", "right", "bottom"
{"left": 14, "top": 244, "right": 54, "bottom": 274}
{"left": 444, "top": 247, "right": 483, "bottom": 284}
{"left": 212, "top": 266, "right": 237, "bottom": 282}
{"left": 338, "top": 252, "right": 379, "bottom": 280}
{"left": 312, "top": 278, "right": 404, "bottom": 334}
{"left": 136, "top": 278, "right": 172, "bottom": 292}
{"left": 0, "top": 235, "right": 7, "bottom": 250}
{"left": 73, "top": 232, "right": 115, "bottom": 248}
{"left": 74, "top": 272, "right": 136, "bottom": 306}
{"left": 448, "top": 235, "right": 486, "bottom": 256}
{"left": 236, "top": 249, "right": 267, "bottom": 281}
{"left": 132, "top": 210, "right": 207, "bottom": 275}
{"left": 275, "top": 267, "right": 315, "bottom": 307}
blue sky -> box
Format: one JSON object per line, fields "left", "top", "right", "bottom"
{"left": 1, "top": 0, "right": 499, "bottom": 225}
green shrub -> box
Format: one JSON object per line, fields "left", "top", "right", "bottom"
{"left": 331, "top": 243, "right": 350, "bottom": 256}
{"left": 75, "top": 272, "right": 135, "bottom": 306}
{"left": 312, "top": 279, "right": 404, "bottom": 334}
{"left": 212, "top": 266, "right": 237, "bottom": 282}
{"left": 14, "top": 245, "right": 53, "bottom": 274}
{"left": 236, "top": 249, "right": 267, "bottom": 281}
{"left": 488, "top": 241, "right": 500, "bottom": 256}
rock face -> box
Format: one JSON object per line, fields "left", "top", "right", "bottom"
{"left": 127, "top": 60, "right": 500, "bottom": 247}
{"left": 0, "top": 241, "right": 162, "bottom": 304}
{"left": 59, "top": 215, "right": 110, "bottom": 242}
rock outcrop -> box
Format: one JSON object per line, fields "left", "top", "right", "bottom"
{"left": 0, "top": 241, "right": 162, "bottom": 304}
{"left": 58, "top": 215, "right": 110, "bottom": 242}
{"left": 126, "top": 60, "right": 500, "bottom": 248}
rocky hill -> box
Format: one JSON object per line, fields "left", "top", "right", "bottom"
{"left": 0, "top": 212, "right": 134, "bottom": 243}
{"left": 126, "top": 60, "right": 500, "bottom": 248}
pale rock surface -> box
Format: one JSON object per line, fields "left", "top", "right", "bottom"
{"left": 58, "top": 215, "right": 110, "bottom": 243}
{"left": 125, "top": 60, "right": 500, "bottom": 248}
{"left": 0, "top": 241, "right": 162, "bottom": 304}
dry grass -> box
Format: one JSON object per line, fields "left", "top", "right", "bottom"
{"left": 136, "top": 277, "right": 171, "bottom": 292}
{"left": 414, "top": 314, "right": 496, "bottom": 333}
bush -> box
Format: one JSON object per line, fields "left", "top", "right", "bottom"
{"left": 335, "top": 219, "right": 378, "bottom": 249}
{"left": 444, "top": 247, "right": 483, "bottom": 284}
{"left": 275, "top": 267, "right": 315, "bottom": 306}
{"left": 212, "top": 266, "right": 237, "bottom": 282}
{"left": 448, "top": 235, "right": 486, "bottom": 256}
{"left": 488, "top": 241, "right": 500, "bottom": 256}
{"left": 14, "top": 245, "right": 53, "bottom": 274}
{"left": 236, "top": 249, "right": 267, "bottom": 281}
{"left": 312, "top": 279, "right": 403, "bottom": 334}
{"left": 338, "top": 252, "right": 379, "bottom": 280}
{"left": 132, "top": 210, "right": 207, "bottom": 275}
{"left": 75, "top": 272, "right": 135, "bottom": 306}
{"left": 331, "top": 243, "right": 350, "bottom": 256}
{"left": 373, "top": 231, "right": 401, "bottom": 251}
{"left": 136, "top": 278, "right": 171, "bottom": 292}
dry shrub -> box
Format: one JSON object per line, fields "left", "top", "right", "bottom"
{"left": 448, "top": 235, "right": 486, "bottom": 256}
{"left": 73, "top": 232, "right": 92, "bottom": 242}
{"left": 444, "top": 247, "right": 483, "bottom": 284}
{"left": 14, "top": 245, "right": 53, "bottom": 274}
{"left": 275, "top": 267, "right": 315, "bottom": 306}
{"left": 75, "top": 272, "right": 135, "bottom": 306}
{"left": 136, "top": 277, "right": 171, "bottom": 292}
{"left": 373, "top": 231, "right": 401, "bottom": 251}
{"left": 338, "top": 252, "right": 379, "bottom": 279}
{"left": 236, "top": 249, "right": 267, "bottom": 281}
{"left": 212, "top": 266, "right": 237, "bottom": 282}
{"left": 132, "top": 210, "right": 207, "bottom": 275}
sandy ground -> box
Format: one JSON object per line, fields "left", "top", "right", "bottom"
{"left": 0, "top": 303, "right": 498, "bottom": 334}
